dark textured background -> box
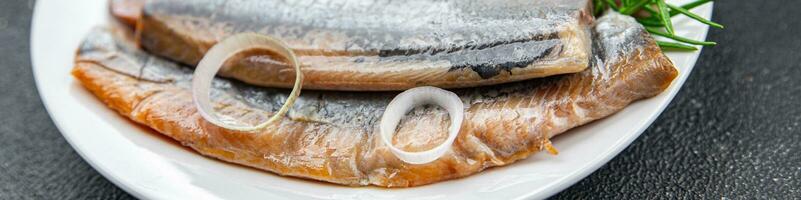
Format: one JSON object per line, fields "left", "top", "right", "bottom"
{"left": 1, "top": 0, "right": 798, "bottom": 199}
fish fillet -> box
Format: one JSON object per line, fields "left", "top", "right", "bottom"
{"left": 72, "top": 13, "right": 677, "bottom": 187}
{"left": 111, "top": 0, "right": 595, "bottom": 91}
{"left": 110, "top": 0, "right": 144, "bottom": 27}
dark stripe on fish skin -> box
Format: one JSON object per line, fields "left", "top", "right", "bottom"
{"left": 367, "top": 32, "right": 562, "bottom": 79}
{"left": 440, "top": 33, "right": 564, "bottom": 79}
{"left": 377, "top": 32, "right": 560, "bottom": 57}
{"left": 456, "top": 45, "right": 556, "bottom": 79}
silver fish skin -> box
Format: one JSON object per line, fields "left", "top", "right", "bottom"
{"left": 115, "top": 0, "right": 595, "bottom": 91}
{"left": 72, "top": 13, "right": 676, "bottom": 187}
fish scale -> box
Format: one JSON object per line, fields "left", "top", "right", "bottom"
{"left": 73, "top": 13, "right": 676, "bottom": 187}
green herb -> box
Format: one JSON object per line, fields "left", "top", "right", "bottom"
{"left": 593, "top": 0, "right": 723, "bottom": 51}
{"left": 604, "top": 0, "right": 620, "bottom": 11}
{"left": 657, "top": 41, "right": 698, "bottom": 51}
{"left": 646, "top": 27, "right": 716, "bottom": 46}
{"left": 671, "top": 0, "right": 712, "bottom": 16}
{"left": 655, "top": 0, "right": 675, "bottom": 35}
{"left": 667, "top": 3, "right": 724, "bottom": 29}
{"left": 620, "top": 0, "right": 650, "bottom": 15}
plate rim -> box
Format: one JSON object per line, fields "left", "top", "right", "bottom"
{"left": 30, "top": 1, "right": 713, "bottom": 199}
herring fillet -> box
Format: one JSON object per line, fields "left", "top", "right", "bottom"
{"left": 109, "top": 0, "right": 143, "bottom": 27}
{"left": 112, "top": 0, "right": 594, "bottom": 91}
{"left": 71, "top": 13, "right": 677, "bottom": 187}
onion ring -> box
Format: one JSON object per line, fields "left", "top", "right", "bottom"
{"left": 192, "top": 33, "right": 303, "bottom": 131}
{"left": 379, "top": 86, "right": 465, "bottom": 164}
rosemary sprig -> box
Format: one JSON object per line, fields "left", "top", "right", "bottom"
{"left": 594, "top": 0, "right": 723, "bottom": 51}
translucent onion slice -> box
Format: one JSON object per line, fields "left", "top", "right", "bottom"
{"left": 192, "top": 33, "right": 303, "bottom": 131}
{"left": 379, "top": 86, "right": 465, "bottom": 164}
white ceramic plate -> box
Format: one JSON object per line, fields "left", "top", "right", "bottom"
{"left": 31, "top": 1, "right": 712, "bottom": 199}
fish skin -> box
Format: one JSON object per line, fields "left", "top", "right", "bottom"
{"left": 72, "top": 13, "right": 677, "bottom": 187}
{"left": 112, "top": 0, "right": 595, "bottom": 91}
{"left": 109, "top": 0, "right": 143, "bottom": 27}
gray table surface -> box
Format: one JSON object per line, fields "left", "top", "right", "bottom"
{"left": 2, "top": 0, "right": 799, "bottom": 199}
